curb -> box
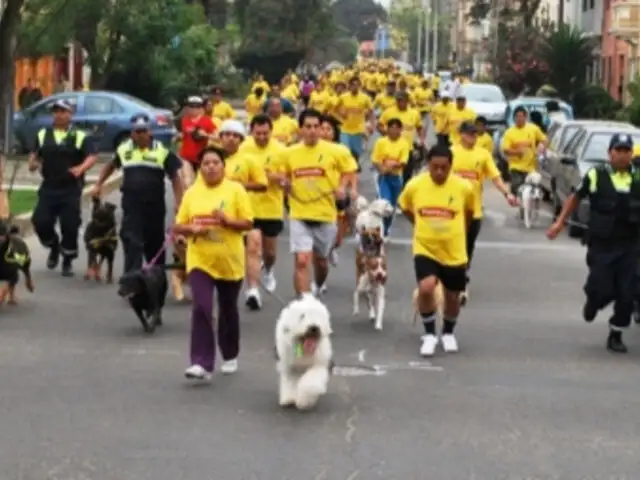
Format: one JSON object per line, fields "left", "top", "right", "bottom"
{"left": 12, "top": 173, "right": 124, "bottom": 236}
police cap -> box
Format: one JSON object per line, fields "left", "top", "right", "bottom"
{"left": 609, "top": 133, "right": 634, "bottom": 150}
{"left": 50, "top": 99, "right": 74, "bottom": 112}
{"left": 130, "top": 114, "right": 151, "bottom": 130}
{"left": 186, "top": 95, "right": 204, "bottom": 107}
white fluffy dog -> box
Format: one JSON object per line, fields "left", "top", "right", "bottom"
{"left": 275, "top": 296, "right": 333, "bottom": 411}
{"left": 518, "top": 171, "right": 544, "bottom": 229}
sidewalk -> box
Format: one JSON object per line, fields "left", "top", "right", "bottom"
{"left": 2, "top": 161, "right": 108, "bottom": 188}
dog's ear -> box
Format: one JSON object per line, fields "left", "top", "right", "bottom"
{"left": 355, "top": 196, "right": 369, "bottom": 212}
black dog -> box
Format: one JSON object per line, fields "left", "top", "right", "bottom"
{"left": 84, "top": 197, "right": 117, "bottom": 283}
{"left": 0, "top": 222, "right": 34, "bottom": 304}
{"left": 118, "top": 265, "right": 168, "bottom": 333}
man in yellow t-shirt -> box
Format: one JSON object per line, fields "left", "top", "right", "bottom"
{"left": 211, "top": 86, "right": 236, "bottom": 120}
{"left": 475, "top": 116, "right": 494, "bottom": 154}
{"left": 500, "top": 106, "right": 548, "bottom": 195}
{"left": 413, "top": 79, "right": 434, "bottom": 118}
{"left": 239, "top": 114, "right": 286, "bottom": 293}
{"left": 451, "top": 122, "right": 517, "bottom": 302}
{"left": 337, "top": 77, "right": 373, "bottom": 164}
{"left": 373, "top": 81, "right": 397, "bottom": 114}
{"left": 309, "top": 85, "right": 330, "bottom": 114}
{"left": 448, "top": 93, "right": 477, "bottom": 146}
{"left": 281, "top": 109, "right": 352, "bottom": 296}
{"left": 267, "top": 98, "right": 298, "bottom": 145}
{"left": 431, "top": 92, "right": 452, "bottom": 146}
{"left": 219, "top": 120, "right": 268, "bottom": 310}
{"left": 244, "top": 87, "right": 267, "bottom": 123}
{"left": 372, "top": 118, "right": 410, "bottom": 237}
{"left": 398, "top": 144, "right": 474, "bottom": 357}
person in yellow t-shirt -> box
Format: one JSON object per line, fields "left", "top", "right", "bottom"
{"left": 239, "top": 114, "right": 287, "bottom": 293}
{"left": 251, "top": 74, "right": 270, "bottom": 95}
{"left": 337, "top": 77, "right": 373, "bottom": 162}
{"left": 281, "top": 109, "right": 351, "bottom": 296}
{"left": 319, "top": 114, "right": 359, "bottom": 270}
{"left": 451, "top": 122, "right": 517, "bottom": 302}
{"left": 244, "top": 87, "right": 267, "bottom": 123}
{"left": 431, "top": 92, "right": 452, "bottom": 146}
{"left": 325, "top": 81, "right": 346, "bottom": 120}
{"left": 267, "top": 98, "right": 298, "bottom": 145}
{"left": 211, "top": 86, "right": 235, "bottom": 120}
{"left": 281, "top": 79, "right": 299, "bottom": 104}
{"left": 373, "top": 81, "right": 398, "bottom": 114}
{"left": 174, "top": 146, "right": 254, "bottom": 380}
{"left": 500, "top": 106, "right": 548, "bottom": 195}
{"left": 475, "top": 116, "right": 494, "bottom": 154}
{"left": 372, "top": 118, "right": 410, "bottom": 237}
{"left": 397, "top": 144, "right": 474, "bottom": 358}
{"left": 309, "top": 85, "right": 330, "bottom": 113}
{"left": 448, "top": 93, "right": 477, "bottom": 145}
{"left": 413, "top": 79, "right": 434, "bottom": 118}
{"left": 430, "top": 73, "right": 441, "bottom": 94}
{"left": 218, "top": 120, "right": 268, "bottom": 310}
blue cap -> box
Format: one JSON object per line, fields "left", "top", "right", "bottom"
{"left": 130, "top": 114, "right": 151, "bottom": 129}
{"left": 609, "top": 133, "right": 634, "bottom": 150}
{"left": 50, "top": 99, "right": 73, "bottom": 111}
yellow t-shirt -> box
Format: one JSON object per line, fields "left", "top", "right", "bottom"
{"left": 413, "top": 87, "right": 434, "bottom": 113}
{"left": 309, "top": 90, "right": 329, "bottom": 113}
{"left": 338, "top": 92, "right": 373, "bottom": 135}
{"left": 448, "top": 107, "right": 477, "bottom": 145}
{"left": 175, "top": 178, "right": 253, "bottom": 281}
{"left": 212, "top": 101, "right": 235, "bottom": 120}
{"left": 476, "top": 132, "right": 494, "bottom": 153}
{"left": 251, "top": 81, "right": 270, "bottom": 94}
{"left": 327, "top": 142, "right": 358, "bottom": 183}
{"left": 271, "top": 115, "right": 298, "bottom": 145}
{"left": 238, "top": 137, "right": 286, "bottom": 220}
{"left": 500, "top": 123, "right": 547, "bottom": 173}
{"left": 379, "top": 106, "right": 422, "bottom": 147}
{"left": 431, "top": 101, "right": 451, "bottom": 135}
{"left": 244, "top": 94, "right": 266, "bottom": 121}
{"left": 451, "top": 144, "right": 501, "bottom": 219}
{"left": 224, "top": 150, "right": 269, "bottom": 188}
{"left": 398, "top": 172, "right": 474, "bottom": 266}
{"left": 431, "top": 76, "right": 441, "bottom": 89}
{"left": 363, "top": 73, "right": 378, "bottom": 92}
{"left": 281, "top": 84, "right": 299, "bottom": 102}
{"left": 282, "top": 140, "right": 353, "bottom": 223}
{"left": 374, "top": 93, "right": 396, "bottom": 112}
{"left": 371, "top": 136, "right": 410, "bottom": 175}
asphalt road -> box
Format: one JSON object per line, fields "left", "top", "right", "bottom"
{"left": 3, "top": 142, "right": 640, "bottom": 479}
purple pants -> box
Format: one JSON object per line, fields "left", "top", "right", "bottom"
{"left": 188, "top": 269, "right": 243, "bottom": 372}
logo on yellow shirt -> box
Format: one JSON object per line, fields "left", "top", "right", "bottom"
{"left": 418, "top": 207, "right": 456, "bottom": 218}
{"left": 294, "top": 167, "right": 326, "bottom": 178}
{"left": 456, "top": 170, "right": 479, "bottom": 180}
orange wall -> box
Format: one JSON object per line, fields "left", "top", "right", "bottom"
{"left": 14, "top": 56, "right": 59, "bottom": 107}
{"left": 601, "top": 0, "right": 630, "bottom": 101}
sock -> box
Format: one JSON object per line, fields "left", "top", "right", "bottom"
{"left": 421, "top": 311, "right": 436, "bottom": 335}
{"left": 443, "top": 317, "right": 457, "bottom": 335}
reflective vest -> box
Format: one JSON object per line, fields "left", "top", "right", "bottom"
{"left": 37, "top": 127, "right": 87, "bottom": 189}
{"left": 117, "top": 139, "right": 170, "bottom": 202}
{"left": 588, "top": 165, "right": 640, "bottom": 240}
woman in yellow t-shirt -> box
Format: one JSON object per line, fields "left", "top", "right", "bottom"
{"left": 174, "top": 146, "right": 254, "bottom": 381}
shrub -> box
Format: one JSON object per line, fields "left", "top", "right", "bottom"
{"left": 572, "top": 85, "right": 622, "bottom": 120}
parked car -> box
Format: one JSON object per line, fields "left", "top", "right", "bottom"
{"left": 550, "top": 125, "right": 640, "bottom": 237}
{"left": 461, "top": 83, "right": 507, "bottom": 132}
{"left": 493, "top": 97, "right": 573, "bottom": 178}
{"left": 13, "top": 91, "right": 176, "bottom": 152}
{"left": 541, "top": 120, "right": 633, "bottom": 196}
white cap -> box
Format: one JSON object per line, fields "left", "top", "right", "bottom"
{"left": 186, "top": 95, "right": 204, "bottom": 106}
{"left": 441, "top": 92, "right": 452, "bottom": 99}
{"left": 219, "top": 119, "right": 246, "bottom": 138}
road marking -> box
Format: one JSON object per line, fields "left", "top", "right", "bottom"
{"left": 335, "top": 236, "right": 581, "bottom": 251}
{"left": 332, "top": 361, "right": 443, "bottom": 377}
{"left": 357, "top": 349, "right": 366, "bottom": 362}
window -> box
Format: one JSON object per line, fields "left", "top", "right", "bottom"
{"left": 580, "top": 132, "right": 640, "bottom": 162}
{"left": 589, "top": 0, "right": 595, "bottom": 8}
{"left": 84, "top": 96, "right": 121, "bottom": 114}
{"left": 563, "top": 129, "right": 586, "bottom": 154}
{"left": 582, "top": 0, "right": 588, "bottom": 11}
{"left": 459, "top": 84, "right": 506, "bottom": 102}
{"left": 30, "top": 96, "right": 78, "bottom": 117}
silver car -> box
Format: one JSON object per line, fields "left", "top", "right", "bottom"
{"left": 461, "top": 83, "right": 507, "bottom": 132}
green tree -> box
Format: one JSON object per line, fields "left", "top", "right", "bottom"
{"left": 330, "top": 0, "right": 387, "bottom": 42}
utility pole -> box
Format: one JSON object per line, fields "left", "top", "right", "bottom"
{"left": 0, "top": 0, "right": 11, "bottom": 155}
{"left": 416, "top": 1, "right": 423, "bottom": 66}
{"left": 424, "top": 0, "right": 431, "bottom": 74}
{"left": 432, "top": 0, "right": 439, "bottom": 70}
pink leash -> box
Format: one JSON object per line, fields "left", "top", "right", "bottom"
{"left": 142, "top": 232, "right": 174, "bottom": 271}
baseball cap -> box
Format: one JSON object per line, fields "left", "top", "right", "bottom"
{"left": 459, "top": 121, "right": 477, "bottom": 134}
{"left": 50, "top": 99, "right": 73, "bottom": 112}
{"left": 219, "top": 119, "right": 246, "bottom": 138}
{"left": 441, "top": 92, "right": 452, "bottom": 99}
{"left": 609, "top": 133, "right": 634, "bottom": 150}
{"left": 186, "top": 95, "right": 204, "bottom": 106}
{"left": 130, "top": 114, "right": 151, "bottom": 130}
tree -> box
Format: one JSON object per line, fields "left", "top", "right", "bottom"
{"left": 0, "top": 0, "right": 25, "bottom": 150}
{"left": 468, "top": 0, "right": 543, "bottom": 28}
{"left": 330, "top": 0, "right": 387, "bottom": 42}
{"left": 233, "top": 0, "right": 337, "bottom": 83}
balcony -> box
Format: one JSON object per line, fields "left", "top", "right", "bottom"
{"left": 610, "top": 0, "right": 640, "bottom": 40}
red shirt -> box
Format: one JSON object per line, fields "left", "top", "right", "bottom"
{"left": 179, "top": 115, "right": 215, "bottom": 163}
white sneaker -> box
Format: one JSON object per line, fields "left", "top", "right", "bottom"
{"left": 261, "top": 269, "right": 277, "bottom": 293}
{"left": 329, "top": 249, "right": 339, "bottom": 267}
{"left": 221, "top": 358, "right": 238, "bottom": 374}
{"left": 395, "top": 207, "right": 402, "bottom": 215}
{"left": 245, "top": 287, "right": 262, "bottom": 310}
{"left": 184, "top": 365, "right": 212, "bottom": 381}
{"left": 420, "top": 334, "right": 439, "bottom": 357}
{"left": 441, "top": 334, "right": 459, "bottom": 353}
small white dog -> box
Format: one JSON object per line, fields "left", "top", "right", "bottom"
{"left": 352, "top": 196, "right": 394, "bottom": 330}
{"left": 275, "top": 296, "right": 333, "bottom": 411}
{"left": 518, "top": 171, "right": 544, "bottom": 229}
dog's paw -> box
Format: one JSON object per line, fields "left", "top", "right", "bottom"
{"left": 374, "top": 318, "right": 383, "bottom": 331}
{"left": 294, "top": 392, "right": 320, "bottom": 411}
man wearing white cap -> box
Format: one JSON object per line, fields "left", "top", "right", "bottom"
{"left": 218, "top": 119, "right": 268, "bottom": 310}
{"left": 178, "top": 95, "right": 215, "bottom": 187}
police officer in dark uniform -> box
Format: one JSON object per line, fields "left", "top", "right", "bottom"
{"left": 547, "top": 133, "right": 640, "bottom": 353}
{"left": 91, "top": 114, "right": 183, "bottom": 273}
{"left": 28, "top": 99, "right": 97, "bottom": 276}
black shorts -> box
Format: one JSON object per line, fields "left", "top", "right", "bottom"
{"left": 509, "top": 170, "right": 528, "bottom": 196}
{"left": 414, "top": 255, "right": 467, "bottom": 293}
{"left": 253, "top": 218, "right": 284, "bottom": 238}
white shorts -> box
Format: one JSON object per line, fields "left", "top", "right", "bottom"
{"left": 289, "top": 219, "right": 337, "bottom": 258}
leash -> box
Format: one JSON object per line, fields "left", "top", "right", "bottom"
{"left": 142, "top": 232, "right": 175, "bottom": 271}
{"left": 1, "top": 155, "right": 21, "bottom": 222}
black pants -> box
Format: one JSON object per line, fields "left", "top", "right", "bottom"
{"left": 436, "top": 134, "right": 450, "bottom": 147}
{"left": 31, "top": 187, "right": 82, "bottom": 259}
{"left": 585, "top": 242, "right": 638, "bottom": 330}
{"left": 120, "top": 198, "right": 166, "bottom": 274}
{"left": 465, "top": 219, "right": 482, "bottom": 284}
{"left": 509, "top": 169, "right": 528, "bottom": 196}
{"left": 402, "top": 148, "right": 420, "bottom": 187}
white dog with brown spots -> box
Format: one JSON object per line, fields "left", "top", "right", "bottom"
{"left": 352, "top": 197, "right": 394, "bottom": 331}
